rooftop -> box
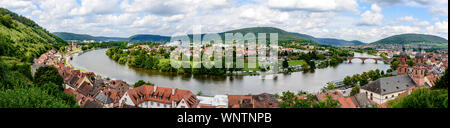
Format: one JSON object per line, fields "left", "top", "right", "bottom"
{"left": 361, "top": 75, "right": 416, "bottom": 95}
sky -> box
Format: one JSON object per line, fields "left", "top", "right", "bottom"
{"left": 0, "top": 0, "right": 448, "bottom": 43}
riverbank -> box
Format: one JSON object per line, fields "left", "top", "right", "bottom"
{"left": 70, "top": 49, "right": 390, "bottom": 96}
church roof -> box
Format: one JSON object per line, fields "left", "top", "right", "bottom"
{"left": 361, "top": 75, "right": 416, "bottom": 95}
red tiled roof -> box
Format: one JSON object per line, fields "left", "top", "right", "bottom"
{"left": 337, "top": 97, "right": 357, "bottom": 108}
{"left": 316, "top": 91, "right": 344, "bottom": 101}
{"left": 228, "top": 95, "right": 253, "bottom": 108}
{"left": 126, "top": 85, "right": 199, "bottom": 108}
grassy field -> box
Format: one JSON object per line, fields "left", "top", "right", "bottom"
{"left": 288, "top": 60, "right": 306, "bottom": 67}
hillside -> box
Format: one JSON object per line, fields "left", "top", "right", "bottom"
{"left": 53, "top": 32, "right": 127, "bottom": 41}
{"left": 292, "top": 33, "right": 365, "bottom": 46}
{"left": 128, "top": 34, "right": 171, "bottom": 42}
{"left": 371, "top": 33, "right": 448, "bottom": 47}
{"left": 0, "top": 8, "right": 66, "bottom": 62}
{"left": 53, "top": 27, "right": 367, "bottom": 46}
{"left": 221, "top": 27, "right": 312, "bottom": 43}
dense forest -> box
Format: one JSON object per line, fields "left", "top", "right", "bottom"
{"left": 0, "top": 8, "right": 77, "bottom": 108}
{"left": 0, "top": 8, "right": 67, "bottom": 62}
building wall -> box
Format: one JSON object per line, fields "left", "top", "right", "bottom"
{"left": 119, "top": 92, "right": 135, "bottom": 107}
{"left": 174, "top": 99, "right": 189, "bottom": 108}
{"left": 360, "top": 89, "right": 407, "bottom": 104}
{"left": 138, "top": 101, "right": 171, "bottom": 108}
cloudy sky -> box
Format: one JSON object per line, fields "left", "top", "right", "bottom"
{"left": 1, "top": 0, "right": 448, "bottom": 43}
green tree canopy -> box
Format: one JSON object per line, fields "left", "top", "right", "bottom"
{"left": 33, "top": 66, "right": 64, "bottom": 86}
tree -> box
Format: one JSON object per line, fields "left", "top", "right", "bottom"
{"left": 408, "top": 59, "right": 414, "bottom": 67}
{"left": 390, "top": 61, "right": 398, "bottom": 71}
{"left": 282, "top": 59, "right": 289, "bottom": 69}
{"left": 432, "top": 68, "right": 448, "bottom": 90}
{"left": 33, "top": 66, "right": 64, "bottom": 86}
{"left": 133, "top": 80, "right": 154, "bottom": 88}
{"left": 313, "top": 95, "right": 339, "bottom": 108}
{"left": 388, "top": 88, "right": 447, "bottom": 108}
{"left": 0, "top": 14, "right": 13, "bottom": 28}
{"left": 327, "top": 83, "right": 335, "bottom": 91}
{"left": 343, "top": 76, "right": 353, "bottom": 87}
{"left": 359, "top": 78, "right": 369, "bottom": 86}
{"left": 350, "top": 85, "right": 360, "bottom": 96}
{"left": 278, "top": 91, "right": 297, "bottom": 108}
{"left": 0, "top": 87, "right": 80, "bottom": 108}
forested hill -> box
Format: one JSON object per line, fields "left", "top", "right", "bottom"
{"left": 371, "top": 33, "right": 448, "bottom": 45}
{"left": 0, "top": 8, "right": 66, "bottom": 62}
{"left": 53, "top": 32, "right": 128, "bottom": 41}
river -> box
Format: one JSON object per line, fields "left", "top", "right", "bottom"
{"left": 70, "top": 49, "right": 389, "bottom": 95}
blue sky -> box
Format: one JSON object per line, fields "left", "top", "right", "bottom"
{"left": 0, "top": 0, "right": 448, "bottom": 43}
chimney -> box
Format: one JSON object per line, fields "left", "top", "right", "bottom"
{"left": 172, "top": 88, "right": 176, "bottom": 96}
{"left": 153, "top": 85, "right": 157, "bottom": 93}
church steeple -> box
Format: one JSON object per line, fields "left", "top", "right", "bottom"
{"left": 397, "top": 46, "right": 408, "bottom": 75}
{"left": 412, "top": 47, "right": 425, "bottom": 86}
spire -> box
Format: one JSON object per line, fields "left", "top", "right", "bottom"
{"left": 400, "top": 45, "right": 407, "bottom": 56}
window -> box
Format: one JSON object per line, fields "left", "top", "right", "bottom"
{"left": 385, "top": 96, "right": 388, "bottom": 99}
{"left": 392, "top": 95, "right": 394, "bottom": 98}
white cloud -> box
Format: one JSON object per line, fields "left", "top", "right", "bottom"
{"left": 0, "top": 0, "right": 447, "bottom": 42}
{"left": 0, "top": 0, "right": 36, "bottom": 13}
{"left": 69, "top": 0, "right": 120, "bottom": 16}
{"left": 357, "top": 4, "right": 384, "bottom": 26}
{"left": 267, "top": 0, "right": 359, "bottom": 12}
{"left": 413, "top": 21, "right": 430, "bottom": 27}
{"left": 426, "top": 20, "right": 448, "bottom": 38}
{"left": 429, "top": 7, "right": 448, "bottom": 16}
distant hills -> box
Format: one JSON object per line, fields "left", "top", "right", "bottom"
{"left": 53, "top": 32, "right": 127, "bottom": 41}
{"left": 0, "top": 8, "right": 66, "bottom": 61}
{"left": 371, "top": 33, "right": 448, "bottom": 45}
{"left": 292, "top": 33, "right": 365, "bottom": 46}
{"left": 52, "top": 27, "right": 449, "bottom": 48}
{"left": 128, "top": 34, "right": 171, "bottom": 42}
{"left": 54, "top": 27, "right": 368, "bottom": 46}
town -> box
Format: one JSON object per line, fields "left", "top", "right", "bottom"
{"left": 30, "top": 41, "right": 448, "bottom": 108}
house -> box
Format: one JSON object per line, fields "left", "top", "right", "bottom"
{"left": 252, "top": 93, "right": 278, "bottom": 108}
{"left": 119, "top": 85, "right": 199, "bottom": 108}
{"left": 350, "top": 93, "right": 375, "bottom": 108}
{"left": 95, "top": 90, "right": 114, "bottom": 108}
{"left": 360, "top": 75, "right": 416, "bottom": 104}
{"left": 77, "top": 81, "right": 93, "bottom": 97}
{"left": 83, "top": 99, "right": 103, "bottom": 108}
{"left": 109, "top": 80, "right": 130, "bottom": 98}
{"left": 228, "top": 95, "right": 253, "bottom": 108}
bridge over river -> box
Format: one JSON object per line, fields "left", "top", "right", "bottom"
{"left": 346, "top": 57, "right": 393, "bottom": 64}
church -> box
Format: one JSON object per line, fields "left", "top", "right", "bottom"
{"left": 360, "top": 48, "right": 432, "bottom": 105}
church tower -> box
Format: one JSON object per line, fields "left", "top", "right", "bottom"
{"left": 397, "top": 47, "right": 408, "bottom": 75}
{"left": 412, "top": 48, "right": 425, "bottom": 86}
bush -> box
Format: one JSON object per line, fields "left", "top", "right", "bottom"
{"left": 0, "top": 87, "right": 77, "bottom": 108}
{"left": 388, "top": 89, "right": 448, "bottom": 108}
{"left": 33, "top": 66, "right": 64, "bottom": 86}
{"left": 133, "top": 80, "right": 154, "bottom": 88}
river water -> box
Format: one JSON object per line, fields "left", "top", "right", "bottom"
{"left": 70, "top": 49, "right": 389, "bottom": 95}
